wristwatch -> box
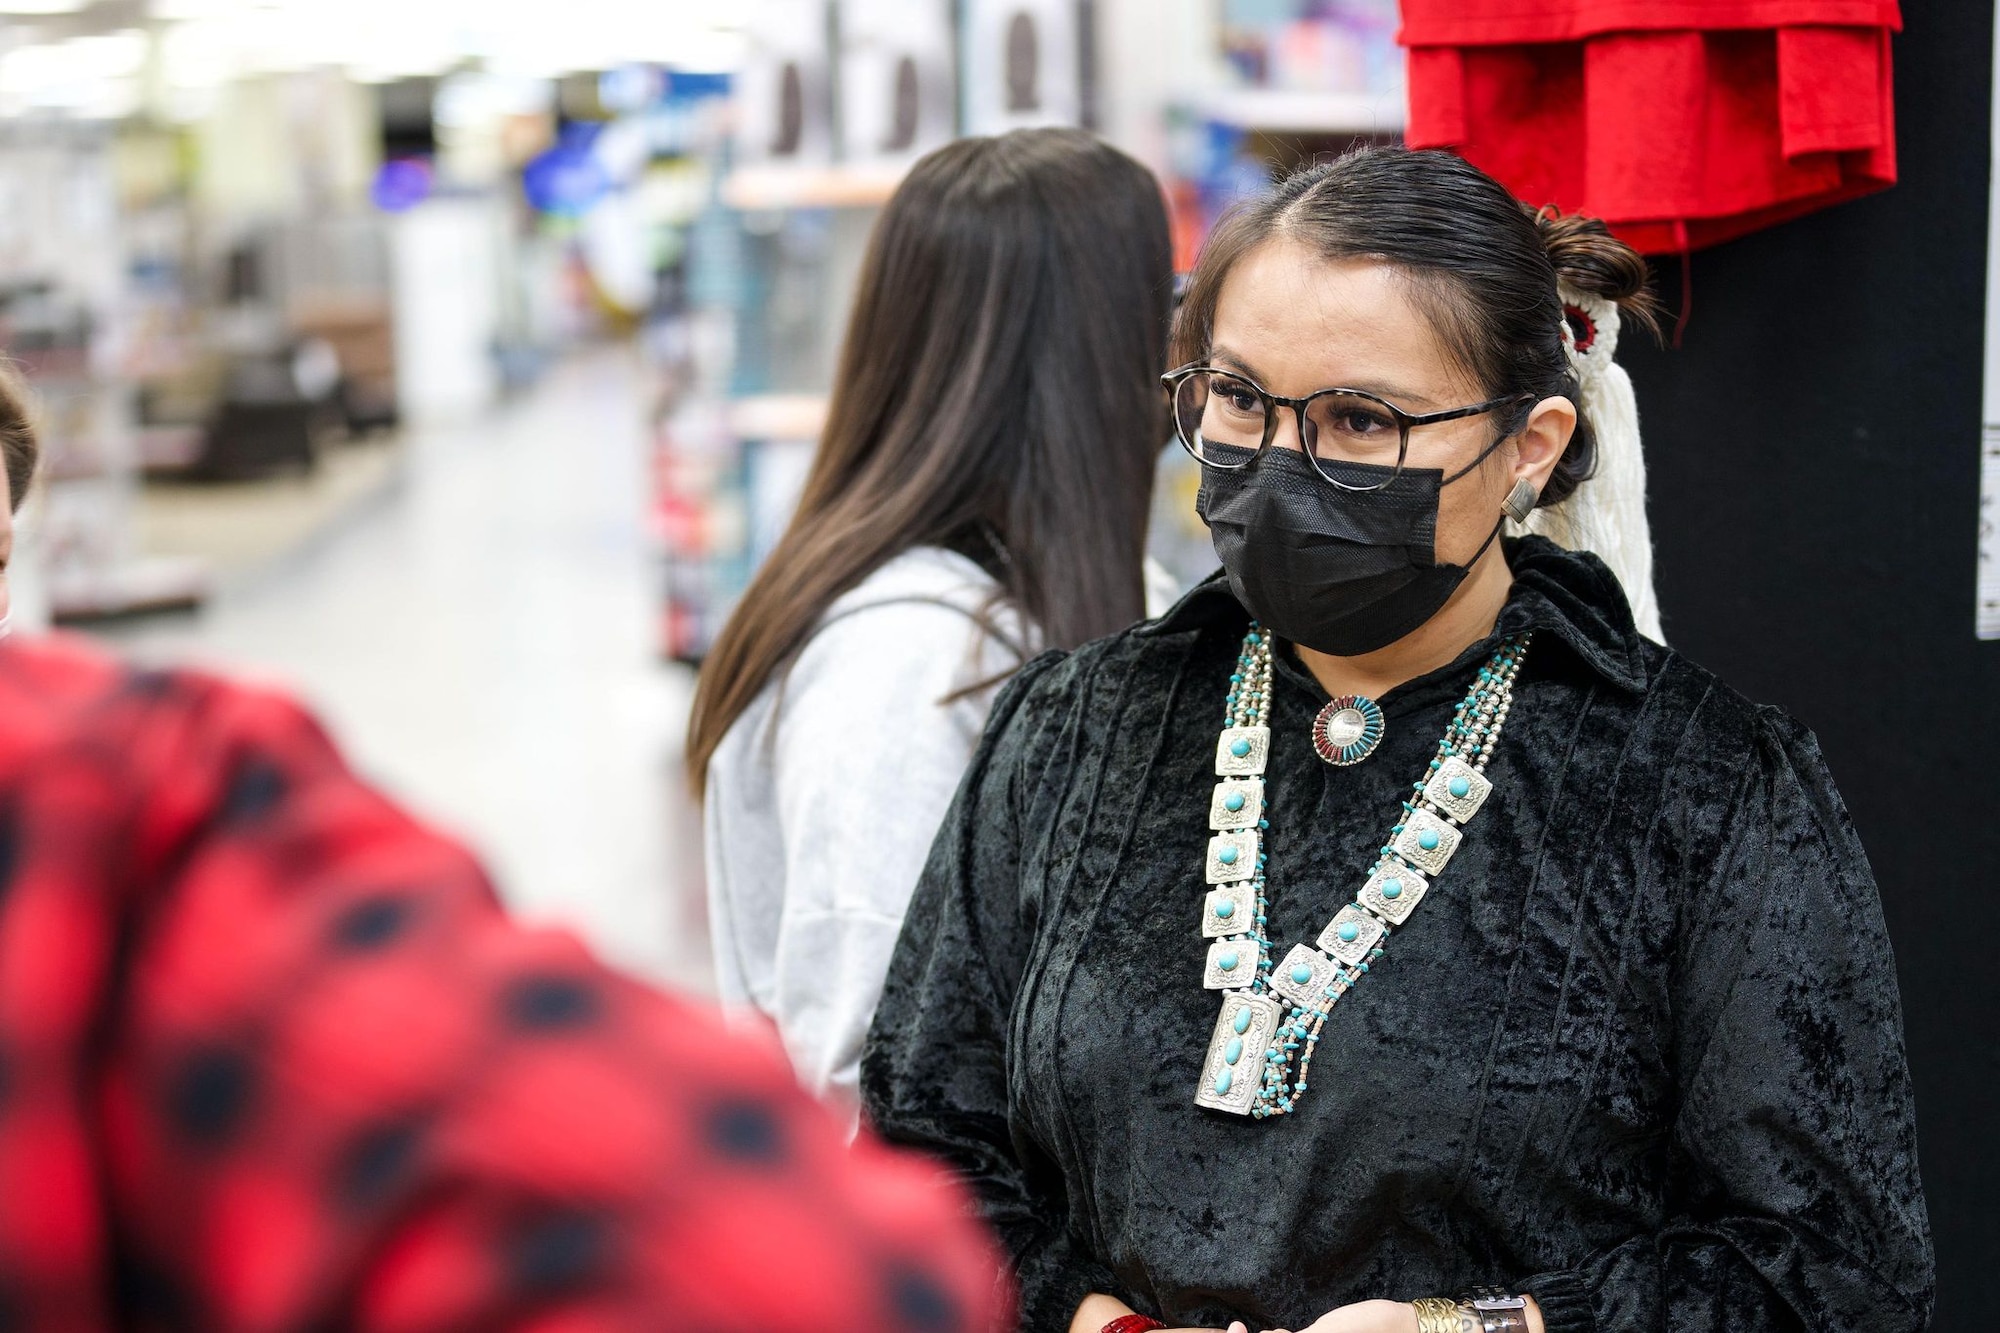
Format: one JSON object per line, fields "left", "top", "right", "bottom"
{"left": 1467, "top": 1286, "right": 1530, "bottom": 1333}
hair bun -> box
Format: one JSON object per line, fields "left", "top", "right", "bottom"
{"left": 1530, "top": 206, "right": 1663, "bottom": 344}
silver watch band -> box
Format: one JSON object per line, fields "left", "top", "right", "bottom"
{"left": 1468, "top": 1288, "right": 1528, "bottom": 1333}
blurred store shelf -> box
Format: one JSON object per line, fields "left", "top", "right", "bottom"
{"left": 720, "top": 161, "right": 909, "bottom": 210}
{"left": 1190, "top": 88, "right": 1406, "bottom": 135}
{"left": 48, "top": 556, "right": 210, "bottom": 623}
{"left": 134, "top": 435, "right": 404, "bottom": 580}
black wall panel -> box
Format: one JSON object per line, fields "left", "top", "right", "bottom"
{"left": 1613, "top": 2, "right": 2000, "bottom": 1319}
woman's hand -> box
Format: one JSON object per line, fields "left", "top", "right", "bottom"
{"left": 1265, "top": 1299, "right": 1423, "bottom": 1333}
{"left": 1267, "top": 1293, "right": 1541, "bottom": 1333}
{"left": 1070, "top": 1292, "right": 1247, "bottom": 1333}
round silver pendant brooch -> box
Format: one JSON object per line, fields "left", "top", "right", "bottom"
{"left": 1311, "top": 694, "right": 1385, "bottom": 766}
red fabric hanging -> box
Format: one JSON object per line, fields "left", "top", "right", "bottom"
{"left": 1400, "top": 0, "right": 1903, "bottom": 254}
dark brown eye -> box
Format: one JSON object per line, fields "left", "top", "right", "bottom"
{"left": 1331, "top": 406, "right": 1393, "bottom": 438}
{"left": 1307, "top": 392, "right": 1405, "bottom": 463}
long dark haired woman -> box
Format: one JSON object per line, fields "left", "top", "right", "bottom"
{"left": 862, "top": 147, "right": 1932, "bottom": 1333}
{"left": 689, "top": 128, "right": 1174, "bottom": 1116}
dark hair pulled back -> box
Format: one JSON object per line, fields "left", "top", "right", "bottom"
{"left": 1171, "top": 146, "right": 1660, "bottom": 507}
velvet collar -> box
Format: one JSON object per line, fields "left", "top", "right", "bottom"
{"left": 1142, "top": 535, "right": 1649, "bottom": 695}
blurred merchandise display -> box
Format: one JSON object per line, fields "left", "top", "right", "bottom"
{"left": 0, "top": 2, "right": 754, "bottom": 626}
{"left": 0, "top": 0, "right": 1416, "bottom": 646}
{"left": 650, "top": 7, "right": 888, "bottom": 664}
{"left": 1217, "top": 0, "right": 1403, "bottom": 99}
{"left": 1163, "top": 0, "right": 1405, "bottom": 271}
{"left": 651, "top": 0, "right": 1414, "bottom": 660}
{"left": 0, "top": 124, "right": 207, "bottom": 623}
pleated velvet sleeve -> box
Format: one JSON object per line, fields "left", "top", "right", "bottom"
{"left": 860, "top": 649, "right": 1127, "bottom": 1332}
{"left": 1521, "top": 707, "right": 1934, "bottom": 1333}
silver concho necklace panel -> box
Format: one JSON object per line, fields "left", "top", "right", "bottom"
{"left": 1392, "top": 806, "right": 1462, "bottom": 876}
{"left": 1422, "top": 755, "right": 1493, "bottom": 823}
{"left": 1358, "top": 861, "right": 1429, "bottom": 926}
{"left": 1195, "top": 991, "right": 1282, "bottom": 1115}
{"left": 1202, "top": 936, "right": 1258, "bottom": 989}
{"left": 1215, "top": 726, "right": 1271, "bottom": 776}
{"left": 1270, "top": 943, "right": 1342, "bottom": 1009}
{"left": 1205, "top": 830, "right": 1259, "bottom": 884}
{"left": 1318, "top": 902, "right": 1386, "bottom": 966}
{"left": 1201, "top": 880, "right": 1257, "bottom": 938}
{"left": 1208, "top": 777, "right": 1265, "bottom": 830}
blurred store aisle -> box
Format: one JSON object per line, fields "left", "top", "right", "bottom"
{"left": 95, "top": 347, "right": 711, "bottom": 991}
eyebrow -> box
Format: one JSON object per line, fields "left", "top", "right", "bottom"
{"left": 1207, "top": 345, "right": 1441, "bottom": 412}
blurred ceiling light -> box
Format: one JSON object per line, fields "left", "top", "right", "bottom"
{"left": 72, "top": 30, "right": 146, "bottom": 70}
{"left": 149, "top": 0, "right": 245, "bottom": 19}
{"left": 14, "top": 0, "right": 744, "bottom": 97}
{"left": 159, "top": 17, "right": 237, "bottom": 88}
{"left": 0, "top": 28, "right": 146, "bottom": 86}
{"left": 0, "top": 27, "right": 145, "bottom": 116}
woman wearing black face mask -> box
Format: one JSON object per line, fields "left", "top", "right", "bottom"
{"left": 861, "top": 148, "right": 1933, "bottom": 1333}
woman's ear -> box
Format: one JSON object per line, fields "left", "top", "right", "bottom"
{"left": 1513, "top": 394, "right": 1577, "bottom": 495}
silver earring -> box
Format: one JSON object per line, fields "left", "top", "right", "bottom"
{"left": 1502, "top": 478, "right": 1539, "bottom": 524}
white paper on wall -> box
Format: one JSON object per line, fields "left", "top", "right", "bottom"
{"left": 840, "top": 0, "right": 958, "bottom": 163}
{"left": 737, "top": 0, "right": 836, "bottom": 167}
{"left": 963, "top": 0, "right": 1087, "bottom": 135}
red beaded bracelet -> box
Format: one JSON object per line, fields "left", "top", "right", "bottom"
{"left": 1101, "top": 1317, "right": 1166, "bottom": 1333}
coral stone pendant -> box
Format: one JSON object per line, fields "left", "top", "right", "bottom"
{"left": 1311, "top": 694, "right": 1385, "bottom": 766}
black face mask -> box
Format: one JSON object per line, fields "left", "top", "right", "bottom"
{"left": 1195, "top": 444, "right": 1506, "bottom": 657}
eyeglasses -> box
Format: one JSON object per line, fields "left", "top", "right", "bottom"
{"left": 1161, "top": 363, "right": 1533, "bottom": 493}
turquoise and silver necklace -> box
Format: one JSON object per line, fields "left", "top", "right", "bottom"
{"left": 1194, "top": 625, "right": 1531, "bottom": 1118}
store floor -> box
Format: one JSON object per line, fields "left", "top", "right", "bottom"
{"left": 95, "top": 346, "right": 712, "bottom": 992}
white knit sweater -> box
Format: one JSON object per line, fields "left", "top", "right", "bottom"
{"left": 702, "top": 547, "right": 1028, "bottom": 1116}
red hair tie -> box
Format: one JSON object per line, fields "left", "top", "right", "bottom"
{"left": 1562, "top": 302, "right": 1598, "bottom": 354}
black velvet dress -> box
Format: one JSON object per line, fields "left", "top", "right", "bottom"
{"left": 859, "top": 538, "right": 1934, "bottom": 1333}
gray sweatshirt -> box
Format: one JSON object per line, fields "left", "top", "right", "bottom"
{"left": 702, "top": 547, "right": 1028, "bottom": 1111}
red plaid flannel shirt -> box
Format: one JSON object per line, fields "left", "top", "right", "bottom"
{"left": 0, "top": 636, "right": 1010, "bottom": 1333}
